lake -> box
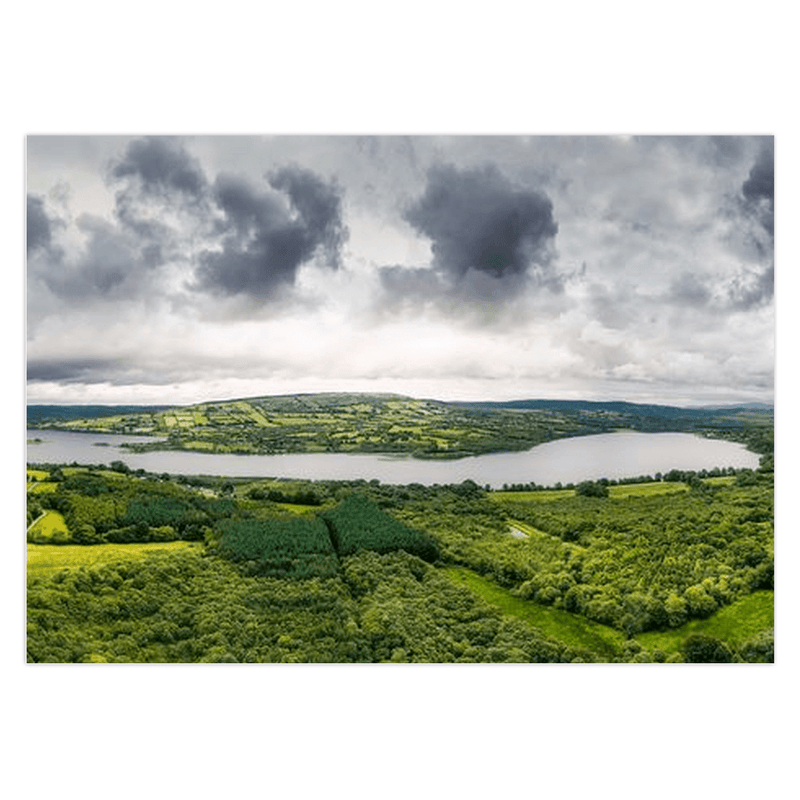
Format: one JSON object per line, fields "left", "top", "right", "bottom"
{"left": 26, "top": 429, "right": 761, "bottom": 488}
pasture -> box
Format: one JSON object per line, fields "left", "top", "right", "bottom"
{"left": 28, "top": 510, "right": 70, "bottom": 542}
{"left": 636, "top": 591, "right": 774, "bottom": 654}
{"left": 444, "top": 566, "right": 625, "bottom": 658}
{"left": 27, "top": 541, "right": 201, "bottom": 579}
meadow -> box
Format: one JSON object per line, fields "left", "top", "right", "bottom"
{"left": 27, "top": 541, "right": 201, "bottom": 578}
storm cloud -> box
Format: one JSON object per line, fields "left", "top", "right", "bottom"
{"left": 375, "top": 163, "right": 562, "bottom": 317}
{"left": 194, "top": 166, "right": 347, "bottom": 298}
{"left": 403, "top": 163, "right": 559, "bottom": 284}
{"left": 742, "top": 139, "right": 774, "bottom": 240}
{"left": 27, "top": 194, "right": 55, "bottom": 255}
{"left": 108, "top": 136, "right": 208, "bottom": 202}
{"left": 731, "top": 139, "right": 774, "bottom": 308}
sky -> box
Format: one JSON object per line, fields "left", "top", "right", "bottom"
{"left": 25, "top": 134, "right": 775, "bottom": 407}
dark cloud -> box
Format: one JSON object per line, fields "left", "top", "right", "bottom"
{"left": 108, "top": 136, "right": 208, "bottom": 201}
{"left": 268, "top": 166, "right": 348, "bottom": 269}
{"left": 741, "top": 139, "right": 774, "bottom": 241}
{"left": 727, "top": 263, "right": 774, "bottom": 311}
{"left": 106, "top": 136, "right": 210, "bottom": 260}
{"left": 195, "top": 167, "right": 347, "bottom": 298}
{"left": 32, "top": 213, "right": 162, "bottom": 303}
{"left": 724, "top": 139, "right": 774, "bottom": 310}
{"left": 27, "top": 357, "right": 122, "bottom": 383}
{"left": 403, "top": 163, "right": 559, "bottom": 284}
{"left": 374, "top": 164, "right": 561, "bottom": 319}
{"left": 668, "top": 272, "right": 712, "bottom": 308}
{"left": 27, "top": 195, "right": 54, "bottom": 254}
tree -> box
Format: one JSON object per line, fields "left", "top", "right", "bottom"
{"left": 576, "top": 481, "right": 608, "bottom": 498}
{"left": 682, "top": 634, "right": 733, "bottom": 663}
{"left": 664, "top": 592, "right": 687, "bottom": 627}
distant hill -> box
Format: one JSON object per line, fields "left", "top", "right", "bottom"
{"left": 449, "top": 398, "right": 773, "bottom": 419}
{"left": 26, "top": 393, "right": 773, "bottom": 459}
{"left": 27, "top": 405, "right": 173, "bottom": 426}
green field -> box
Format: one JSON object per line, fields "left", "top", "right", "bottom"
{"left": 444, "top": 566, "right": 626, "bottom": 658}
{"left": 636, "top": 591, "right": 774, "bottom": 654}
{"left": 445, "top": 567, "right": 773, "bottom": 661}
{"left": 489, "top": 489, "right": 575, "bottom": 503}
{"left": 28, "top": 481, "right": 59, "bottom": 494}
{"left": 490, "top": 482, "right": 691, "bottom": 503}
{"left": 608, "top": 481, "right": 689, "bottom": 498}
{"left": 703, "top": 476, "right": 737, "bottom": 486}
{"left": 27, "top": 541, "right": 201, "bottom": 578}
{"left": 28, "top": 510, "right": 70, "bottom": 542}
{"left": 27, "top": 469, "right": 50, "bottom": 481}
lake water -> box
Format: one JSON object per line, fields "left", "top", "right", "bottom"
{"left": 26, "top": 429, "right": 761, "bottom": 488}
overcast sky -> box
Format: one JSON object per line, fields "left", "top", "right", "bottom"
{"left": 26, "top": 135, "right": 774, "bottom": 406}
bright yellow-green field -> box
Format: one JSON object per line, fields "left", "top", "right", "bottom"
{"left": 27, "top": 541, "right": 201, "bottom": 578}
{"left": 703, "top": 476, "right": 736, "bottom": 486}
{"left": 636, "top": 591, "right": 774, "bottom": 654}
{"left": 27, "top": 469, "right": 50, "bottom": 481}
{"left": 28, "top": 482, "right": 59, "bottom": 494}
{"left": 273, "top": 502, "right": 321, "bottom": 515}
{"left": 28, "top": 510, "right": 70, "bottom": 541}
{"left": 489, "top": 489, "right": 575, "bottom": 503}
{"left": 608, "top": 482, "right": 689, "bottom": 499}
{"left": 490, "top": 481, "right": 693, "bottom": 503}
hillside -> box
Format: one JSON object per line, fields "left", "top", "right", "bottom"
{"left": 28, "top": 393, "right": 773, "bottom": 459}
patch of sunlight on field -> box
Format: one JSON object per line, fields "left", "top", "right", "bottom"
{"left": 29, "top": 511, "right": 70, "bottom": 541}
{"left": 27, "top": 470, "right": 50, "bottom": 481}
{"left": 703, "top": 476, "right": 736, "bottom": 486}
{"left": 183, "top": 440, "right": 217, "bottom": 450}
{"left": 608, "top": 482, "right": 689, "bottom": 499}
{"left": 273, "top": 503, "right": 320, "bottom": 515}
{"left": 28, "top": 482, "right": 58, "bottom": 494}
{"left": 27, "top": 541, "right": 202, "bottom": 579}
{"left": 636, "top": 591, "right": 774, "bottom": 654}
{"left": 489, "top": 490, "right": 575, "bottom": 503}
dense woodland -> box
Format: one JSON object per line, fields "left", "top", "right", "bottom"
{"left": 27, "top": 426, "right": 774, "bottom": 662}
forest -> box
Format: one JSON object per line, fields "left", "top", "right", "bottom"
{"left": 26, "top": 439, "right": 774, "bottom": 663}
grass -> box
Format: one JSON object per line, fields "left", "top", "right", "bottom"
{"left": 608, "top": 482, "right": 689, "bottom": 498}
{"left": 27, "top": 541, "right": 201, "bottom": 579}
{"left": 636, "top": 591, "right": 774, "bottom": 654}
{"left": 443, "top": 567, "right": 773, "bottom": 661}
{"left": 507, "top": 519, "right": 561, "bottom": 540}
{"left": 273, "top": 502, "right": 320, "bottom": 515}
{"left": 28, "top": 510, "right": 70, "bottom": 542}
{"left": 489, "top": 489, "right": 575, "bottom": 503}
{"left": 28, "top": 482, "right": 59, "bottom": 494}
{"left": 27, "top": 469, "right": 50, "bottom": 481}
{"left": 491, "top": 482, "right": 692, "bottom": 502}
{"left": 443, "top": 566, "right": 625, "bottom": 658}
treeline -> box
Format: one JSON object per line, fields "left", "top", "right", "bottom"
{"left": 496, "top": 464, "right": 766, "bottom": 493}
